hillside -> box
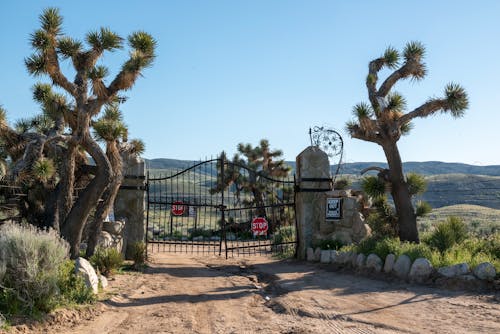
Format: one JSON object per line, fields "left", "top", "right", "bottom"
{"left": 147, "top": 159, "right": 500, "bottom": 176}
{"left": 418, "top": 204, "right": 500, "bottom": 235}
{"left": 145, "top": 158, "right": 500, "bottom": 209}
{"left": 337, "top": 161, "right": 500, "bottom": 176}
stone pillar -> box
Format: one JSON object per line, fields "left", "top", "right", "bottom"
{"left": 295, "top": 146, "right": 331, "bottom": 260}
{"left": 115, "top": 155, "right": 146, "bottom": 259}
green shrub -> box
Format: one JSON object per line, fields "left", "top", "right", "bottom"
{"left": 130, "top": 242, "right": 148, "bottom": 270}
{"left": 436, "top": 233, "right": 500, "bottom": 270}
{"left": 0, "top": 223, "right": 69, "bottom": 315}
{"left": 354, "top": 236, "right": 380, "bottom": 255}
{"left": 426, "top": 216, "right": 468, "bottom": 253}
{"left": 272, "top": 225, "right": 296, "bottom": 257}
{"left": 57, "top": 260, "right": 95, "bottom": 304}
{"left": 415, "top": 201, "right": 432, "bottom": 217}
{"left": 314, "top": 239, "right": 344, "bottom": 250}
{"left": 373, "top": 237, "right": 401, "bottom": 260}
{"left": 272, "top": 225, "right": 295, "bottom": 245}
{"left": 399, "top": 242, "right": 440, "bottom": 263}
{"left": 90, "top": 247, "right": 124, "bottom": 276}
{"left": 366, "top": 212, "right": 398, "bottom": 238}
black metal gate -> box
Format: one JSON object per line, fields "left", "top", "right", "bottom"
{"left": 146, "top": 156, "right": 296, "bottom": 258}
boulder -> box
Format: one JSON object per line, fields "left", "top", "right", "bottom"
{"left": 473, "top": 262, "right": 496, "bottom": 281}
{"left": 102, "top": 220, "right": 125, "bottom": 235}
{"left": 393, "top": 254, "right": 412, "bottom": 279}
{"left": 437, "top": 263, "right": 470, "bottom": 278}
{"left": 336, "top": 251, "right": 351, "bottom": 265}
{"left": 383, "top": 254, "right": 396, "bottom": 273}
{"left": 355, "top": 253, "right": 366, "bottom": 268}
{"left": 75, "top": 257, "right": 99, "bottom": 294}
{"left": 409, "top": 258, "right": 433, "bottom": 282}
{"left": 330, "top": 230, "right": 353, "bottom": 245}
{"left": 97, "top": 231, "right": 114, "bottom": 249}
{"left": 366, "top": 254, "right": 383, "bottom": 272}
{"left": 350, "top": 252, "right": 358, "bottom": 267}
{"left": 320, "top": 250, "right": 331, "bottom": 263}
{"left": 99, "top": 274, "right": 109, "bottom": 290}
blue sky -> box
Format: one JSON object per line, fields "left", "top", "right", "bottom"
{"left": 1, "top": 1, "right": 499, "bottom": 165}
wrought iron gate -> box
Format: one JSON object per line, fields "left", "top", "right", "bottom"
{"left": 146, "top": 156, "right": 297, "bottom": 258}
{"left": 147, "top": 156, "right": 297, "bottom": 257}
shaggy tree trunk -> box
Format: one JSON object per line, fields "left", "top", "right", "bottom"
{"left": 61, "top": 135, "right": 112, "bottom": 258}
{"left": 56, "top": 143, "right": 77, "bottom": 232}
{"left": 86, "top": 142, "right": 123, "bottom": 257}
{"left": 382, "top": 141, "right": 420, "bottom": 243}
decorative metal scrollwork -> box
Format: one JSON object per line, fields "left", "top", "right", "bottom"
{"left": 309, "top": 126, "right": 344, "bottom": 180}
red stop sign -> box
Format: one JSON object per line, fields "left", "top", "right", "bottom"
{"left": 251, "top": 217, "right": 268, "bottom": 236}
{"left": 171, "top": 201, "right": 186, "bottom": 216}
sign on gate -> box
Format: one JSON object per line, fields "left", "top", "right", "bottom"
{"left": 251, "top": 217, "right": 268, "bottom": 236}
{"left": 326, "top": 197, "right": 342, "bottom": 220}
{"left": 171, "top": 201, "right": 186, "bottom": 216}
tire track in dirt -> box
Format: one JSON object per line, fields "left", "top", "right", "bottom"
{"left": 7, "top": 253, "right": 499, "bottom": 334}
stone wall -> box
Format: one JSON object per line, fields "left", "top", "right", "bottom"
{"left": 295, "top": 146, "right": 371, "bottom": 259}
{"left": 114, "top": 154, "right": 146, "bottom": 259}
{"left": 315, "top": 189, "right": 371, "bottom": 246}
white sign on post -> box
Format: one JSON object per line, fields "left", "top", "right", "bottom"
{"left": 326, "top": 198, "right": 342, "bottom": 220}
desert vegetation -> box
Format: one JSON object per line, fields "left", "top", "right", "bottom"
{"left": 0, "top": 6, "right": 153, "bottom": 325}
{"left": 0, "top": 7, "right": 153, "bottom": 258}
{"left": 346, "top": 41, "right": 469, "bottom": 243}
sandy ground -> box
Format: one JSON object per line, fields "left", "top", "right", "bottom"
{"left": 6, "top": 252, "right": 500, "bottom": 334}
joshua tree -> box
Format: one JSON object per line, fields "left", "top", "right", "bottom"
{"left": 346, "top": 41, "right": 468, "bottom": 242}
{"left": 212, "top": 140, "right": 291, "bottom": 220}
{"left": 85, "top": 104, "right": 145, "bottom": 257}
{"left": 11, "top": 7, "right": 156, "bottom": 257}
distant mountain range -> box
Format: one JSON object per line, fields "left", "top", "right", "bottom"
{"left": 146, "top": 158, "right": 500, "bottom": 176}
{"left": 145, "top": 158, "right": 500, "bottom": 209}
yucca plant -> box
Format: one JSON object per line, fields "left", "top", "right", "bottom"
{"left": 8, "top": 7, "right": 158, "bottom": 258}
{"left": 346, "top": 41, "right": 469, "bottom": 242}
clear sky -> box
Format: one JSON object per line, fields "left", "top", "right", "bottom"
{"left": 1, "top": 0, "right": 499, "bottom": 165}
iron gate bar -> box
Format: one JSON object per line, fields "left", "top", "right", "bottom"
{"left": 146, "top": 154, "right": 297, "bottom": 258}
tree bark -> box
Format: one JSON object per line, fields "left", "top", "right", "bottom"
{"left": 57, "top": 142, "right": 77, "bottom": 231}
{"left": 61, "top": 135, "right": 112, "bottom": 258}
{"left": 382, "top": 141, "right": 420, "bottom": 242}
{"left": 85, "top": 142, "right": 123, "bottom": 257}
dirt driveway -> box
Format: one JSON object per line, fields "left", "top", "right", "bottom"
{"left": 10, "top": 252, "right": 500, "bottom": 334}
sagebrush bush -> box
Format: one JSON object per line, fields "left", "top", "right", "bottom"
{"left": 425, "top": 216, "right": 468, "bottom": 253}
{"left": 0, "top": 223, "right": 69, "bottom": 315}
{"left": 90, "top": 247, "right": 124, "bottom": 276}
{"left": 57, "top": 260, "right": 95, "bottom": 304}
{"left": 131, "top": 242, "right": 148, "bottom": 270}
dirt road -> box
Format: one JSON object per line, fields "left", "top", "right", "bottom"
{"left": 12, "top": 253, "right": 500, "bottom": 334}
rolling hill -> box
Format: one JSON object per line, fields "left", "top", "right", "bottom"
{"left": 145, "top": 158, "right": 500, "bottom": 209}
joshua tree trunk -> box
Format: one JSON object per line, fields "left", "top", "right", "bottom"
{"left": 86, "top": 141, "right": 123, "bottom": 257}
{"left": 61, "top": 134, "right": 112, "bottom": 258}
{"left": 56, "top": 143, "right": 77, "bottom": 232}
{"left": 382, "top": 142, "right": 419, "bottom": 242}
